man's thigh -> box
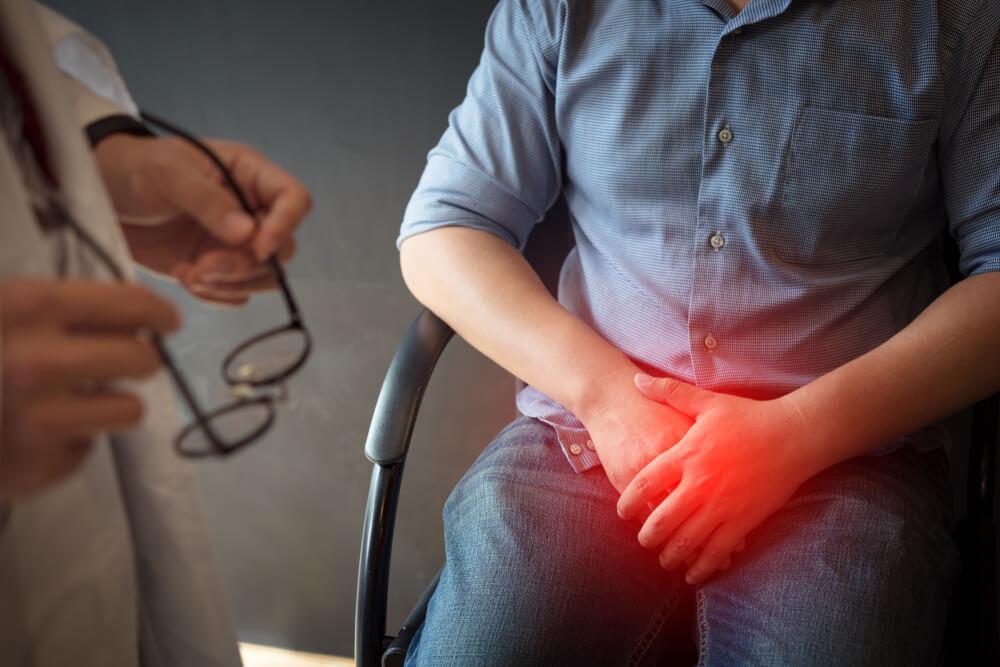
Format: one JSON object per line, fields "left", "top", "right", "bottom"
{"left": 697, "top": 445, "right": 959, "bottom": 667}
{"left": 406, "top": 416, "right": 687, "bottom": 667}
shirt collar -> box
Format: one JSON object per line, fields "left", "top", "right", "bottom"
{"left": 701, "top": 0, "right": 793, "bottom": 29}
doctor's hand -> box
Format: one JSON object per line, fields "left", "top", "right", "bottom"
{"left": 0, "top": 280, "right": 179, "bottom": 499}
{"left": 616, "top": 374, "right": 817, "bottom": 586}
{"left": 95, "top": 134, "right": 311, "bottom": 305}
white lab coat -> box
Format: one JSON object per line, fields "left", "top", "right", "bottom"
{"left": 0, "top": 2, "right": 242, "bottom": 665}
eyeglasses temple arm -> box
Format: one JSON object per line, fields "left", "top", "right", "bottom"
{"left": 152, "top": 335, "right": 219, "bottom": 428}
{"left": 140, "top": 110, "right": 305, "bottom": 326}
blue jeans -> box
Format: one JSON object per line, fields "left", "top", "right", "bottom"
{"left": 405, "top": 416, "right": 959, "bottom": 666}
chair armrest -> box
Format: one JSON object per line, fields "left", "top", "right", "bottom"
{"left": 365, "top": 309, "right": 454, "bottom": 464}
{"left": 356, "top": 309, "right": 453, "bottom": 667}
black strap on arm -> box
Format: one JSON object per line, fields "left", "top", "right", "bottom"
{"left": 85, "top": 113, "right": 153, "bottom": 147}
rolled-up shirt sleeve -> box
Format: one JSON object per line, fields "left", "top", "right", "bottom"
{"left": 398, "top": 0, "right": 563, "bottom": 251}
{"left": 940, "top": 8, "right": 1000, "bottom": 278}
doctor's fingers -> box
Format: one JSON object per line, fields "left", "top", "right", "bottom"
{"left": 181, "top": 241, "right": 297, "bottom": 305}
{"left": 0, "top": 437, "right": 94, "bottom": 500}
{"left": 3, "top": 331, "right": 161, "bottom": 393}
{"left": 0, "top": 280, "right": 180, "bottom": 334}
{"left": 209, "top": 140, "right": 311, "bottom": 261}
{"left": 182, "top": 237, "right": 297, "bottom": 287}
{"left": 13, "top": 391, "right": 145, "bottom": 445}
{"left": 1, "top": 392, "right": 144, "bottom": 497}
{"left": 161, "top": 165, "right": 257, "bottom": 246}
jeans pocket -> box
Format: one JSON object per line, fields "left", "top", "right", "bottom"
{"left": 775, "top": 107, "right": 937, "bottom": 265}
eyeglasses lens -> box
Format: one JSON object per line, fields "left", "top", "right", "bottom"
{"left": 224, "top": 328, "right": 310, "bottom": 385}
{"left": 176, "top": 401, "right": 275, "bottom": 457}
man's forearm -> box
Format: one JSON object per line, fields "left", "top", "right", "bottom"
{"left": 785, "top": 271, "right": 1000, "bottom": 475}
{"left": 399, "top": 226, "right": 636, "bottom": 420}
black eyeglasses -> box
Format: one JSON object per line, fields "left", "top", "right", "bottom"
{"left": 65, "top": 110, "right": 311, "bottom": 458}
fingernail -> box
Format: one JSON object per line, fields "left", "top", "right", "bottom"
{"left": 634, "top": 373, "right": 653, "bottom": 388}
{"left": 685, "top": 571, "right": 702, "bottom": 585}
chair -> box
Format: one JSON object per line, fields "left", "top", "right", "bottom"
{"left": 354, "top": 201, "right": 573, "bottom": 667}
{"left": 354, "top": 213, "right": 999, "bottom": 666}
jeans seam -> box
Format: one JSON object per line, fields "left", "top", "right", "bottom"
{"left": 695, "top": 588, "right": 710, "bottom": 667}
{"left": 626, "top": 583, "right": 685, "bottom": 666}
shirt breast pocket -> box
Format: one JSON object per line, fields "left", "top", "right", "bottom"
{"left": 775, "top": 107, "right": 937, "bottom": 265}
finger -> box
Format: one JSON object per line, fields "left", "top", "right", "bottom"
{"left": 633, "top": 374, "right": 712, "bottom": 418}
{"left": 274, "top": 236, "right": 298, "bottom": 262}
{"left": 637, "top": 490, "right": 669, "bottom": 524}
{"left": 6, "top": 333, "right": 160, "bottom": 391}
{"left": 217, "top": 141, "right": 311, "bottom": 260}
{"left": 684, "top": 523, "right": 746, "bottom": 586}
{"left": 25, "top": 391, "right": 145, "bottom": 442}
{"left": 12, "top": 438, "right": 94, "bottom": 498}
{"left": 163, "top": 166, "right": 256, "bottom": 246}
{"left": 188, "top": 236, "right": 296, "bottom": 285}
{"left": 618, "top": 452, "right": 682, "bottom": 520}
{"left": 687, "top": 547, "right": 731, "bottom": 572}
{"left": 186, "top": 246, "right": 270, "bottom": 284}
{"left": 637, "top": 483, "right": 698, "bottom": 550}
{"left": 194, "top": 273, "right": 279, "bottom": 297}
{"left": 735, "top": 538, "right": 746, "bottom": 553}
{"left": 255, "top": 184, "right": 310, "bottom": 261}
{"left": 658, "top": 507, "right": 722, "bottom": 573}
{"left": 26, "top": 281, "right": 180, "bottom": 334}
{"left": 184, "top": 283, "right": 250, "bottom": 306}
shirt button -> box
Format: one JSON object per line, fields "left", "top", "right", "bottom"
{"left": 710, "top": 232, "right": 725, "bottom": 250}
{"left": 704, "top": 334, "right": 718, "bottom": 351}
{"left": 586, "top": 439, "right": 596, "bottom": 451}
{"left": 569, "top": 443, "right": 582, "bottom": 456}
{"left": 718, "top": 125, "right": 733, "bottom": 145}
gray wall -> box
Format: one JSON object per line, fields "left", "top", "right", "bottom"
{"left": 48, "top": 0, "right": 509, "bottom": 657}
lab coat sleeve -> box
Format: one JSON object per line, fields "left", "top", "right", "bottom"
{"left": 35, "top": 3, "right": 141, "bottom": 128}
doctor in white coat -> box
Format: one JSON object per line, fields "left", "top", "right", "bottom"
{"left": 0, "top": 2, "right": 311, "bottom": 665}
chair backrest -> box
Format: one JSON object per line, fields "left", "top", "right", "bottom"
{"left": 523, "top": 195, "right": 575, "bottom": 298}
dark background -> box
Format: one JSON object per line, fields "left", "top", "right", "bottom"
{"left": 46, "top": 0, "right": 1000, "bottom": 659}
{"left": 48, "top": 0, "right": 508, "bottom": 657}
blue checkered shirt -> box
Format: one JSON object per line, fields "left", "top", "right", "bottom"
{"left": 398, "top": 0, "right": 1000, "bottom": 473}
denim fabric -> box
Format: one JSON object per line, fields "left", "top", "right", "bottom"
{"left": 397, "top": 0, "right": 1000, "bottom": 472}
{"left": 405, "top": 417, "right": 959, "bottom": 666}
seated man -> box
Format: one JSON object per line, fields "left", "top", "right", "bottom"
{"left": 396, "top": 0, "right": 1000, "bottom": 664}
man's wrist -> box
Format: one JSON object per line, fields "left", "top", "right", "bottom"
{"left": 568, "top": 361, "right": 640, "bottom": 425}
{"left": 775, "top": 387, "right": 857, "bottom": 479}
